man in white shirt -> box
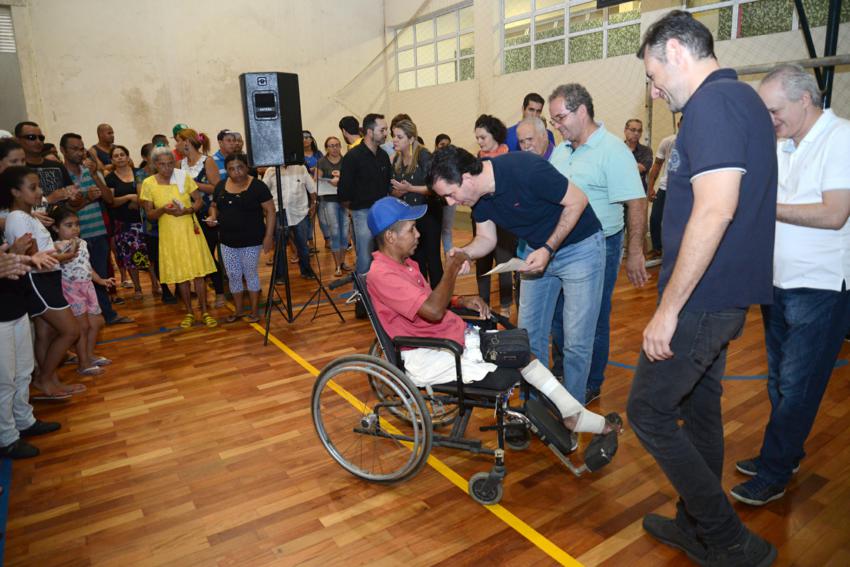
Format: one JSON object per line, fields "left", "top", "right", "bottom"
{"left": 263, "top": 165, "right": 317, "bottom": 280}
{"left": 731, "top": 64, "right": 850, "bottom": 507}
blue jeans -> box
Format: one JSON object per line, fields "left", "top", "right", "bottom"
{"left": 756, "top": 285, "right": 850, "bottom": 487}
{"left": 317, "top": 198, "right": 350, "bottom": 252}
{"left": 85, "top": 234, "right": 118, "bottom": 323}
{"left": 628, "top": 308, "right": 747, "bottom": 547}
{"left": 587, "top": 230, "right": 624, "bottom": 391}
{"left": 518, "top": 231, "right": 604, "bottom": 403}
{"left": 275, "top": 213, "right": 312, "bottom": 278}
{"left": 551, "top": 230, "right": 623, "bottom": 393}
{"left": 350, "top": 208, "right": 374, "bottom": 275}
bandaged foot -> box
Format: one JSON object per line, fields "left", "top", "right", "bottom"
{"left": 520, "top": 359, "right": 612, "bottom": 434}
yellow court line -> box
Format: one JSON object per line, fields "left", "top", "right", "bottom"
{"left": 246, "top": 321, "right": 582, "bottom": 567}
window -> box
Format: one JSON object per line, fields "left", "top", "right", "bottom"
{"left": 685, "top": 0, "right": 850, "bottom": 42}
{"left": 502, "top": 0, "right": 641, "bottom": 74}
{"left": 0, "top": 6, "right": 16, "bottom": 53}
{"left": 394, "top": 4, "right": 474, "bottom": 91}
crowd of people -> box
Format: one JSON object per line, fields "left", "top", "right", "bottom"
{"left": 1, "top": 9, "right": 848, "bottom": 566}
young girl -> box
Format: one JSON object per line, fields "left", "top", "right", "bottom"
{"left": 50, "top": 206, "right": 114, "bottom": 376}
{"left": 0, "top": 166, "right": 83, "bottom": 399}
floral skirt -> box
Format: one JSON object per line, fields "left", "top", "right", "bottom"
{"left": 114, "top": 220, "right": 150, "bottom": 270}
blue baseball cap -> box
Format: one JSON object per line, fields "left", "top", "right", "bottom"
{"left": 367, "top": 197, "right": 427, "bottom": 237}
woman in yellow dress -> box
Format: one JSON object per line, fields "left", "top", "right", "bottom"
{"left": 140, "top": 147, "right": 218, "bottom": 328}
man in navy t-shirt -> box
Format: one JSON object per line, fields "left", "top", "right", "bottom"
{"left": 428, "top": 147, "right": 605, "bottom": 403}
{"left": 626, "top": 10, "right": 778, "bottom": 567}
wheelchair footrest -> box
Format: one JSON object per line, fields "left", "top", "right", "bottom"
{"left": 582, "top": 413, "right": 621, "bottom": 472}
{"left": 525, "top": 398, "right": 575, "bottom": 455}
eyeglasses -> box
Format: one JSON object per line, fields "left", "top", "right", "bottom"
{"left": 326, "top": 143, "right": 341, "bottom": 148}
{"left": 22, "top": 134, "right": 46, "bottom": 141}
{"left": 548, "top": 109, "right": 575, "bottom": 126}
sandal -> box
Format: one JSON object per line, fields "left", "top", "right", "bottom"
{"left": 63, "top": 383, "right": 87, "bottom": 395}
{"left": 31, "top": 391, "right": 72, "bottom": 401}
{"left": 63, "top": 354, "right": 79, "bottom": 366}
{"left": 225, "top": 314, "right": 240, "bottom": 323}
{"left": 334, "top": 267, "right": 343, "bottom": 278}
{"left": 179, "top": 313, "right": 196, "bottom": 328}
{"left": 92, "top": 357, "right": 112, "bottom": 367}
{"left": 201, "top": 312, "right": 218, "bottom": 328}
{"left": 77, "top": 366, "right": 104, "bottom": 377}
{"left": 243, "top": 313, "right": 260, "bottom": 323}
{"left": 108, "top": 315, "right": 135, "bottom": 325}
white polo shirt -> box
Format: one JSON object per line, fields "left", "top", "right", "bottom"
{"left": 774, "top": 109, "right": 850, "bottom": 291}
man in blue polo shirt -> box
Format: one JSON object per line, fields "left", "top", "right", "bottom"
{"left": 428, "top": 147, "right": 604, "bottom": 405}
{"left": 505, "top": 93, "right": 556, "bottom": 152}
{"left": 626, "top": 11, "right": 778, "bottom": 567}
{"left": 61, "top": 133, "right": 132, "bottom": 325}
{"left": 548, "top": 83, "right": 648, "bottom": 404}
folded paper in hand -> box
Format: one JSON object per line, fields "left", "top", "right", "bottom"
{"left": 483, "top": 257, "right": 527, "bottom": 276}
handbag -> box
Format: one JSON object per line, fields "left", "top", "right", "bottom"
{"left": 479, "top": 328, "right": 531, "bottom": 368}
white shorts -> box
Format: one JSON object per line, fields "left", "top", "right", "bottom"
{"left": 401, "top": 326, "right": 497, "bottom": 387}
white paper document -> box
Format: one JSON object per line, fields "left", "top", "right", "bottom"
{"left": 483, "top": 257, "right": 527, "bottom": 276}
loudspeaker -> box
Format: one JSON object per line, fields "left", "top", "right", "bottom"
{"left": 239, "top": 72, "right": 304, "bottom": 167}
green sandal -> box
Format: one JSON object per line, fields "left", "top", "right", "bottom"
{"left": 202, "top": 312, "right": 218, "bottom": 328}
{"left": 179, "top": 313, "right": 195, "bottom": 328}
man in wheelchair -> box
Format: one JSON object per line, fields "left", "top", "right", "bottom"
{"left": 366, "top": 196, "right": 622, "bottom": 439}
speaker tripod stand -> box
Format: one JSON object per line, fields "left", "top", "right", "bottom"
{"left": 263, "top": 165, "right": 344, "bottom": 345}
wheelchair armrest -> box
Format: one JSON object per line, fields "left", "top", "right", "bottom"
{"left": 391, "top": 336, "right": 468, "bottom": 400}
{"left": 449, "top": 307, "right": 515, "bottom": 330}
{"left": 392, "top": 336, "right": 463, "bottom": 356}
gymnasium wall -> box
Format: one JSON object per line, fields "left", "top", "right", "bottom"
{"left": 9, "top": 0, "right": 850, "bottom": 157}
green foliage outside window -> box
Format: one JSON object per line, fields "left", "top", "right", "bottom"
{"left": 569, "top": 32, "right": 603, "bottom": 64}
{"left": 608, "top": 24, "right": 640, "bottom": 58}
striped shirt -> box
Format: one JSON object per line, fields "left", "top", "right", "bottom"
{"left": 69, "top": 168, "right": 107, "bottom": 239}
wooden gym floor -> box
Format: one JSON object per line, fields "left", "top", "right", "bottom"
{"left": 4, "top": 224, "right": 850, "bottom": 566}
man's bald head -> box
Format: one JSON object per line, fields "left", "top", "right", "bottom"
{"left": 516, "top": 117, "right": 549, "bottom": 156}
{"left": 96, "top": 123, "right": 114, "bottom": 145}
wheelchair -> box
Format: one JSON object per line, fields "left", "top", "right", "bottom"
{"left": 311, "top": 273, "right": 619, "bottom": 505}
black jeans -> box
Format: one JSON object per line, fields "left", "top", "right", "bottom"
{"left": 200, "top": 223, "right": 224, "bottom": 295}
{"left": 650, "top": 189, "right": 666, "bottom": 252}
{"left": 85, "top": 235, "right": 118, "bottom": 323}
{"left": 411, "top": 202, "right": 443, "bottom": 289}
{"left": 627, "top": 308, "right": 747, "bottom": 547}
{"left": 475, "top": 224, "right": 517, "bottom": 308}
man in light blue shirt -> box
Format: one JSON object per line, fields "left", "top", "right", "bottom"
{"left": 547, "top": 83, "right": 648, "bottom": 403}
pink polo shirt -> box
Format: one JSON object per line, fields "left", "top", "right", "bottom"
{"left": 368, "top": 251, "right": 466, "bottom": 347}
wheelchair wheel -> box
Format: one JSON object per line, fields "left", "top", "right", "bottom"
{"left": 367, "top": 339, "right": 459, "bottom": 428}
{"left": 312, "top": 354, "right": 432, "bottom": 484}
{"left": 468, "top": 471, "right": 503, "bottom": 505}
{"left": 504, "top": 420, "right": 531, "bottom": 451}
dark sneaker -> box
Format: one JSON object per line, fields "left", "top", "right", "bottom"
{"left": 643, "top": 513, "right": 707, "bottom": 564}
{"left": 735, "top": 457, "right": 799, "bottom": 477}
{"left": 585, "top": 388, "right": 601, "bottom": 405}
{"left": 19, "top": 420, "right": 61, "bottom": 437}
{"left": 731, "top": 478, "right": 786, "bottom": 506}
{"left": 706, "top": 529, "right": 777, "bottom": 567}
{"left": 0, "top": 439, "right": 40, "bottom": 459}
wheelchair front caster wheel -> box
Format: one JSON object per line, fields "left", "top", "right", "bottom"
{"left": 468, "top": 471, "right": 503, "bottom": 505}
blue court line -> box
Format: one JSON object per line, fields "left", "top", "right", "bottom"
{"left": 607, "top": 358, "right": 848, "bottom": 380}
{"left": 0, "top": 458, "right": 13, "bottom": 564}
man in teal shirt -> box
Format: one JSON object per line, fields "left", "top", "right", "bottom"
{"left": 547, "top": 83, "right": 648, "bottom": 403}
